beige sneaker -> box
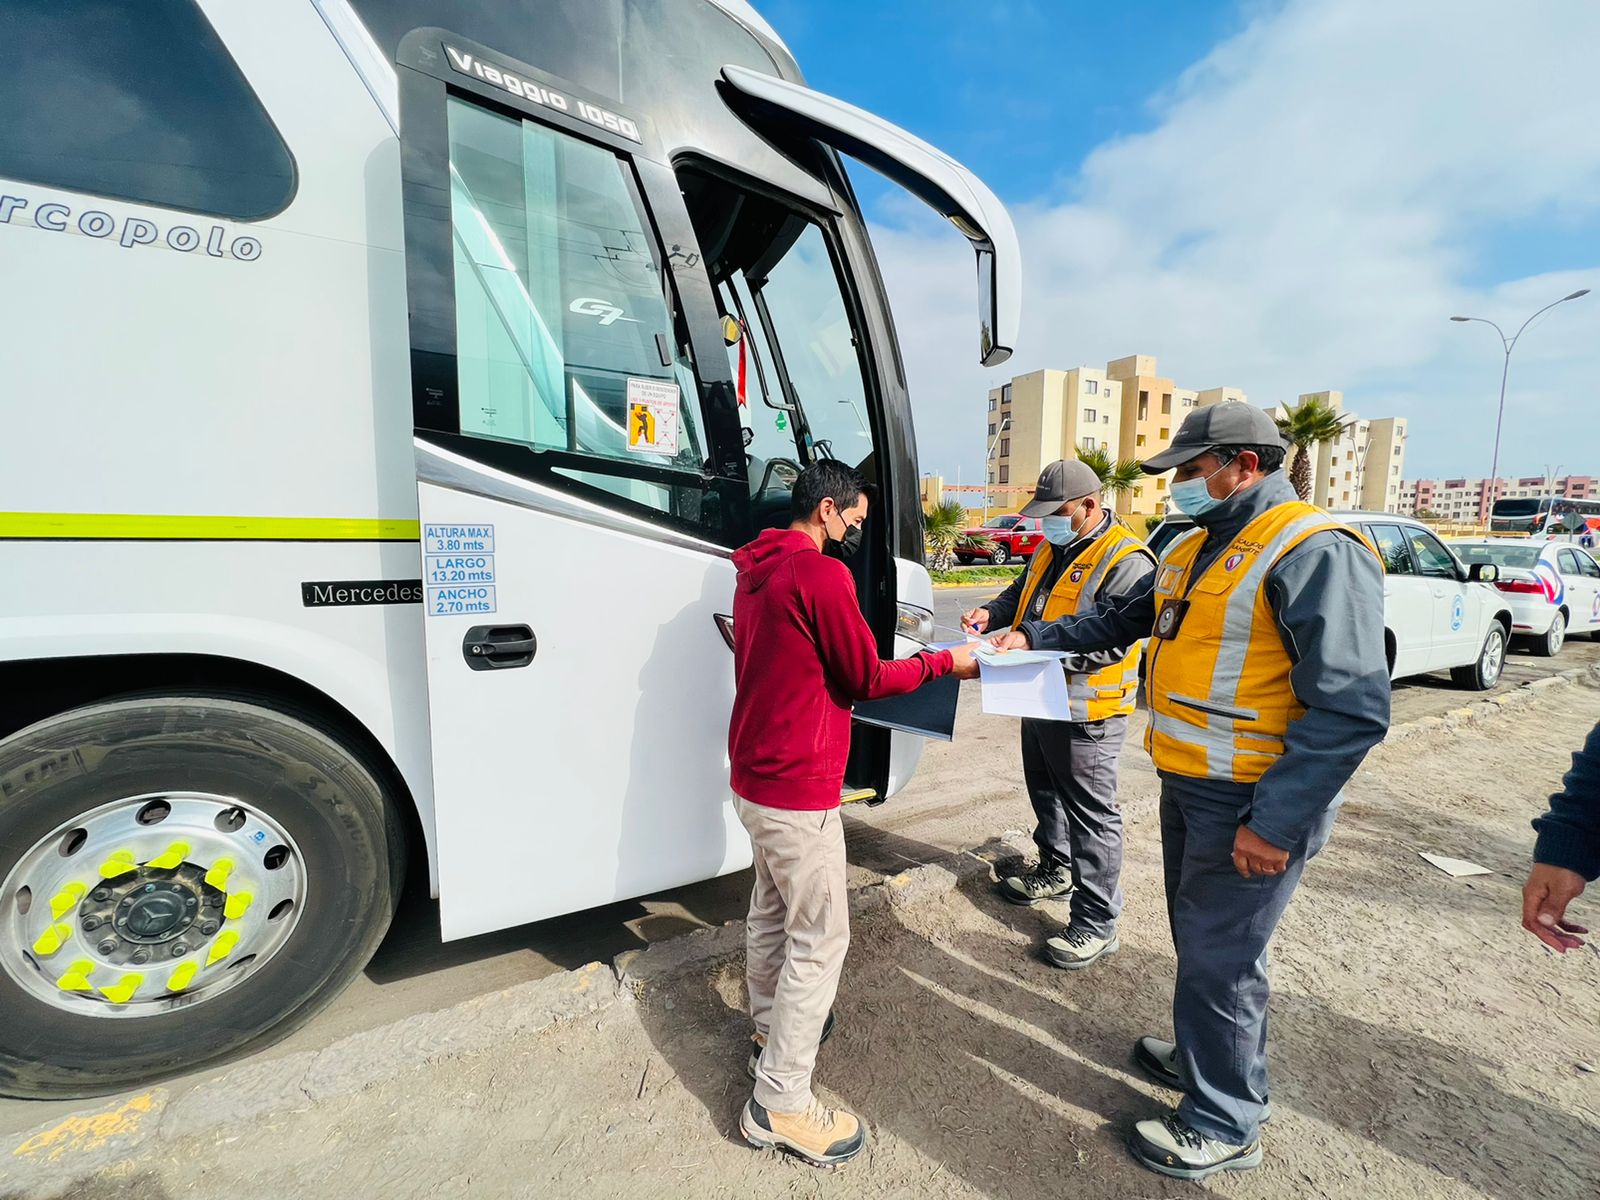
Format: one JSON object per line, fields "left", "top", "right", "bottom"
{"left": 747, "top": 1009, "right": 837, "bottom": 1080}
{"left": 740, "top": 1096, "right": 866, "bottom": 1167}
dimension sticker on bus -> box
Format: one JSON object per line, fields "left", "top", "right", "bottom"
{"left": 424, "top": 525, "right": 497, "bottom": 616}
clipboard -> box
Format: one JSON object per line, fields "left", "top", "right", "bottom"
{"left": 852, "top": 672, "right": 960, "bottom": 741}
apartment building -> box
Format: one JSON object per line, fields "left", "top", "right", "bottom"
{"left": 1263, "top": 392, "right": 1408, "bottom": 512}
{"left": 986, "top": 368, "right": 1122, "bottom": 492}
{"left": 1399, "top": 475, "right": 1599, "bottom": 522}
{"left": 1196, "top": 386, "right": 1249, "bottom": 408}
{"left": 988, "top": 355, "right": 1239, "bottom": 517}
{"left": 1355, "top": 416, "right": 1408, "bottom": 512}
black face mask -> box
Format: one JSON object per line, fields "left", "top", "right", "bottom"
{"left": 826, "top": 514, "right": 865, "bottom": 560}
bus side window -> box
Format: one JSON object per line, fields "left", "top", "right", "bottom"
{"left": 444, "top": 99, "right": 722, "bottom": 536}
{"left": 0, "top": 0, "right": 295, "bottom": 219}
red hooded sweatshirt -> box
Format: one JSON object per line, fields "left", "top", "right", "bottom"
{"left": 729, "top": 528, "right": 954, "bottom": 811}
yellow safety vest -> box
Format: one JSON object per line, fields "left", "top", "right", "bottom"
{"left": 1013, "top": 522, "right": 1155, "bottom": 721}
{"left": 1143, "top": 501, "right": 1379, "bottom": 783}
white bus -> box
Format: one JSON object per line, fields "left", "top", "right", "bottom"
{"left": 0, "top": 0, "right": 1019, "bottom": 1097}
{"left": 1489, "top": 496, "right": 1600, "bottom": 542}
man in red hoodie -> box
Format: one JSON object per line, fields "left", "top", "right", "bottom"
{"left": 731, "top": 460, "right": 978, "bottom": 1167}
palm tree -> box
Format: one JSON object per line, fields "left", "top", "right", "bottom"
{"left": 1076, "top": 445, "right": 1144, "bottom": 508}
{"left": 923, "top": 499, "right": 992, "bottom": 571}
{"left": 1274, "top": 396, "right": 1348, "bottom": 501}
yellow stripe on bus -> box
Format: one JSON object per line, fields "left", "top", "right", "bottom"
{"left": 0, "top": 513, "right": 422, "bottom": 542}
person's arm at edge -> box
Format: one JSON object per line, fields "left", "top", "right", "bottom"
{"left": 1533, "top": 718, "right": 1600, "bottom": 881}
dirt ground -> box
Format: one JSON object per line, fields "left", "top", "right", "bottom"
{"left": 52, "top": 683, "right": 1600, "bottom": 1200}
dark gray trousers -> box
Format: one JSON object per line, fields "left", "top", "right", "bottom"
{"left": 1159, "top": 775, "right": 1338, "bottom": 1145}
{"left": 1019, "top": 714, "right": 1128, "bottom": 939}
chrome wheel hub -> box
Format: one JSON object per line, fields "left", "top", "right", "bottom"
{"left": 1, "top": 793, "right": 307, "bottom": 1017}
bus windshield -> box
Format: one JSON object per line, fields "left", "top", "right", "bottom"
{"left": 1489, "top": 497, "right": 1550, "bottom": 533}
{"left": 1490, "top": 496, "right": 1600, "bottom": 538}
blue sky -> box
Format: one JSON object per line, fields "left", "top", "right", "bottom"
{"left": 766, "top": 0, "right": 1247, "bottom": 202}
{"left": 756, "top": 0, "right": 1600, "bottom": 486}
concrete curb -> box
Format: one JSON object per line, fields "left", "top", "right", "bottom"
{"left": 1381, "top": 664, "right": 1600, "bottom": 746}
{"left": 5, "top": 837, "right": 1030, "bottom": 1198}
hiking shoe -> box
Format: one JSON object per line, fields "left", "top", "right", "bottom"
{"left": 1043, "top": 925, "right": 1118, "bottom": 970}
{"left": 1134, "top": 1036, "right": 1183, "bottom": 1089}
{"left": 1128, "top": 1111, "right": 1262, "bottom": 1180}
{"left": 748, "top": 1009, "right": 837, "bottom": 1081}
{"left": 740, "top": 1096, "right": 865, "bottom": 1167}
{"left": 999, "top": 861, "right": 1074, "bottom": 906}
{"left": 1131, "top": 1037, "right": 1272, "bottom": 1121}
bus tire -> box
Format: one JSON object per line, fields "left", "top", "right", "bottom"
{"left": 0, "top": 696, "right": 404, "bottom": 1099}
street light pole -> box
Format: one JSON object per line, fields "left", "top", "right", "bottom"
{"left": 983, "top": 415, "right": 1011, "bottom": 522}
{"left": 1451, "top": 288, "right": 1589, "bottom": 522}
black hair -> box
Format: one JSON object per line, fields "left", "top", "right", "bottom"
{"left": 791, "top": 459, "right": 868, "bottom": 521}
{"left": 1214, "top": 444, "right": 1287, "bottom": 474}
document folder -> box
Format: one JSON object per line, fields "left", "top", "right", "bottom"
{"left": 852, "top": 672, "right": 960, "bottom": 741}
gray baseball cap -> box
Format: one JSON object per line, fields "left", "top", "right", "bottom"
{"left": 1020, "top": 459, "right": 1103, "bottom": 517}
{"left": 1141, "top": 402, "right": 1288, "bottom": 474}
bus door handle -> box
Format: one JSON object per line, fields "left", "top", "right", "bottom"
{"left": 463, "top": 625, "right": 537, "bottom": 670}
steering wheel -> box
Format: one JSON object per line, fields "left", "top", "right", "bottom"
{"left": 757, "top": 457, "right": 803, "bottom": 495}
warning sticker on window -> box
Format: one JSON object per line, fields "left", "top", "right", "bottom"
{"left": 625, "top": 377, "right": 680, "bottom": 456}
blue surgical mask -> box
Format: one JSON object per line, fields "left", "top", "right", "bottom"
{"left": 1170, "top": 461, "right": 1241, "bottom": 518}
{"left": 1169, "top": 477, "right": 1220, "bottom": 518}
{"left": 1041, "top": 514, "right": 1075, "bottom": 544}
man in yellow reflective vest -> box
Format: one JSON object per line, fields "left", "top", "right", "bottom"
{"left": 990, "top": 403, "right": 1390, "bottom": 1182}
{"left": 961, "top": 459, "right": 1155, "bottom": 970}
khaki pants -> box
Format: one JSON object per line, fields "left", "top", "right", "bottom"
{"left": 735, "top": 796, "right": 850, "bottom": 1113}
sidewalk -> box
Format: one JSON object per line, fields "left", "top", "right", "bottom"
{"left": 10, "top": 689, "right": 1600, "bottom": 1200}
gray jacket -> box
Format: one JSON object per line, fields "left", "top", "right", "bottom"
{"left": 1025, "top": 471, "right": 1391, "bottom": 848}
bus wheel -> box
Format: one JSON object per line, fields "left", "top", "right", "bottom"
{"left": 0, "top": 696, "right": 404, "bottom": 1098}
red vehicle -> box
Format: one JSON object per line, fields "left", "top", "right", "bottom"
{"left": 958, "top": 513, "right": 1045, "bottom": 566}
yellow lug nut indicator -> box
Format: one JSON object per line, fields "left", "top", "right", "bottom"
{"left": 98, "top": 849, "right": 136, "bottom": 880}
{"left": 32, "top": 923, "right": 73, "bottom": 956}
{"left": 146, "top": 841, "right": 191, "bottom": 870}
{"left": 49, "top": 882, "right": 87, "bottom": 920}
{"left": 98, "top": 973, "right": 145, "bottom": 1004}
{"left": 205, "top": 929, "right": 239, "bottom": 966}
{"left": 58, "top": 959, "right": 95, "bottom": 992}
{"left": 223, "top": 892, "right": 253, "bottom": 921}
{"left": 203, "top": 858, "right": 234, "bottom": 890}
{"left": 166, "top": 961, "right": 199, "bottom": 992}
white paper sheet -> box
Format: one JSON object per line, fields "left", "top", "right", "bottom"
{"left": 974, "top": 644, "right": 1069, "bottom": 669}
{"left": 1418, "top": 852, "right": 1492, "bottom": 878}
{"left": 978, "top": 659, "right": 1071, "bottom": 720}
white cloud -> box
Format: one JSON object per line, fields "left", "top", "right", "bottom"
{"left": 865, "top": 0, "right": 1600, "bottom": 485}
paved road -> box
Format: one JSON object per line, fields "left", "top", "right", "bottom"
{"left": 3, "top": 587, "right": 1595, "bottom": 1134}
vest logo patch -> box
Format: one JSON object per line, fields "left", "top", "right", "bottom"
{"left": 1069, "top": 567, "right": 1086, "bottom": 583}
{"left": 1224, "top": 552, "right": 1246, "bottom": 571}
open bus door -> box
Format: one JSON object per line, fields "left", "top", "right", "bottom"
{"left": 395, "top": 30, "right": 1020, "bottom": 939}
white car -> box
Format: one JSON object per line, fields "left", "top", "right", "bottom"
{"left": 1449, "top": 539, "right": 1600, "bottom": 656}
{"left": 1336, "top": 514, "right": 1511, "bottom": 689}
{"left": 1145, "top": 512, "right": 1512, "bottom": 689}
